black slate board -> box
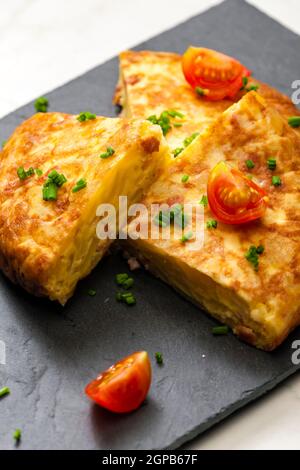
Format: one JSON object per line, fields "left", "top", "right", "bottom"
{"left": 0, "top": 0, "right": 300, "bottom": 450}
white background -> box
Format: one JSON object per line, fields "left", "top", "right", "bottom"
{"left": 1, "top": 0, "right": 300, "bottom": 449}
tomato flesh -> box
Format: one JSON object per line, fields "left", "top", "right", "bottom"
{"left": 207, "top": 162, "right": 268, "bottom": 224}
{"left": 85, "top": 351, "right": 152, "bottom": 413}
{"left": 182, "top": 47, "right": 251, "bottom": 101}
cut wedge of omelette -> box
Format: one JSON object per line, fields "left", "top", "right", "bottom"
{"left": 114, "top": 50, "right": 299, "bottom": 150}
{"left": 0, "top": 112, "right": 169, "bottom": 304}
{"left": 124, "top": 92, "right": 300, "bottom": 350}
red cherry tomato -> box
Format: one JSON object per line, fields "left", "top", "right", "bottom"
{"left": 182, "top": 46, "right": 251, "bottom": 101}
{"left": 85, "top": 351, "right": 152, "bottom": 413}
{"left": 207, "top": 161, "right": 268, "bottom": 224}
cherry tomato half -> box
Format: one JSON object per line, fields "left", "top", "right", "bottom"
{"left": 207, "top": 161, "right": 268, "bottom": 224}
{"left": 85, "top": 351, "right": 152, "bottom": 413}
{"left": 182, "top": 46, "right": 251, "bottom": 101}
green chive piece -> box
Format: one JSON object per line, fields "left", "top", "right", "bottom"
{"left": 87, "top": 289, "right": 96, "bottom": 296}
{"left": 181, "top": 174, "right": 189, "bottom": 183}
{"left": 34, "top": 97, "right": 48, "bottom": 113}
{"left": 122, "top": 278, "right": 134, "bottom": 289}
{"left": 212, "top": 325, "right": 229, "bottom": 335}
{"left": 199, "top": 195, "right": 208, "bottom": 207}
{"left": 173, "top": 147, "right": 184, "bottom": 157}
{"left": 288, "top": 116, "right": 300, "bottom": 128}
{"left": 173, "top": 123, "right": 183, "bottom": 128}
{"left": 181, "top": 231, "right": 193, "bottom": 243}
{"left": 17, "top": 166, "right": 34, "bottom": 180}
{"left": 116, "top": 273, "right": 129, "bottom": 285}
{"left": 48, "top": 170, "right": 67, "bottom": 187}
{"left": 241, "top": 76, "right": 249, "bottom": 90}
{"left": 72, "top": 178, "right": 87, "bottom": 193}
{"left": 125, "top": 295, "right": 136, "bottom": 305}
{"left": 267, "top": 158, "right": 277, "bottom": 170}
{"left": 183, "top": 132, "right": 199, "bottom": 148}
{"left": 155, "top": 352, "right": 163, "bottom": 365}
{"left": 77, "top": 111, "right": 96, "bottom": 122}
{"left": 246, "top": 84, "right": 259, "bottom": 92}
{"left": 100, "top": 146, "right": 115, "bottom": 159}
{"left": 245, "top": 245, "right": 264, "bottom": 271}
{"left": 0, "top": 386, "right": 10, "bottom": 398}
{"left": 167, "top": 109, "right": 184, "bottom": 119}
{"left": 256, "top": 245, "right": 265, "bottom": 255}
{"left": 246, "top": 159, "right": 255, "bottom": 169}
{"left": 272, "top": 175, "right": 281, "bottom": 187}
{"left": 42, "top": 181, "right": 58, "bottom": 201}
{"left": 13, "top": 429, "right": 21, "bottom": 443}
{"left": 195, "top": 86, "right": 206, "bottom": 96}
{"left": 206, "top": 219, "right": 218, "bottom": 229}
{"left": 17, "top": 167, "right": 27, "bottom": 180}
{"left": 35, "top": 168, "right": 43, "bottom": 177}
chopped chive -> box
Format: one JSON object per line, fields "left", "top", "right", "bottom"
{"left": 195, "top": 86, "right": 206, "bottom": 96}
{"left": 42, "top": 181, "right": 58, "bottom": 201}
{"left": 267, "top": 158, "right": 276, "bottom": 170}
{"left": 34, "top": 97, "right": 48, "bottom": 113}
{"left": 245, "top": 245, "right": 264, "bottom": 271}
{"left": 35, "top": 168, "right": 43, "bottom": 177}
{"left": 116, "top": 273, "right": 129, "bottom": 285}
{"left": 122, "top": 278, "right": 134, "bottom": 289}
{"left": 48, "top": 170, "right": 67, "bottom": 187}
{"left": 173, "top": 122, "right": 183, "bottom": 128}
{"left": 199, "top": 195, "right": 208, "bottom": 207}
{"left": 246, "top": 159, "right": 255, "bottom": 169}
{"left": 77, "top": 111, "right": 96, "bottom": 122}
{"left": 125, "top": 295, "right": 136, "bottom": 305}
{"left": 155, "top": 352, "right": 163, "bottom": 365}
{"left": 167, "top": 109, "right": 184, "bottom": 119}
{"left": 173, "top": 147, "right": 184, "bottom": 157}
{"left": 212, "top": 325, "right": 229, "bottom": 335}
{"left": 0, "top": 386, "right": 10, "bottom": 398}
{"left": 183, "top": 132, "right": 199, "bottom": 148}
{"left": 206, "top": 219, "right": 218, "bottom": 229}
{"left": 100, "top": 146, "right": 115, "bottom": 159}
{"left": 13, "top": 429, "right": 21, "bottom": 443}
{"left": 17, "top": 166, "right": 34, "bottom": 180}
{"left": 181, "top": 231, "right": 193, "bottom": 243}
{"left": 241, "top": 76, "right": 249, "bottom": 90}
{"left": 256, "top": 245, "right": 265, "bottom": 254}
{"left": 72, "top": 178, "right": 87, "bottom": 193}
{"left": 87, "top": 289, "right": 96, "bottom": 296}
{"left": 272, "top": 175, "right": 281, "bottom": 187}
{"left": 288, "top": 116, "right": 300, "bottom": 128}
{"left": 181, "top": 174, "right": 189, "bottom": 183}
{"left": 246, "top": 84, "right": 259, "bottom": 92}
{"left": 116, "top": 291, "right": 136, "bottom": 305}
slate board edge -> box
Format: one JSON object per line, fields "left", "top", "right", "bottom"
{"left": 172, "top": 365, "right": 299, "bottom": 449}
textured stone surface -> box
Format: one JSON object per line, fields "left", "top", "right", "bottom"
{"left": 0, "top": 0, "right": 299, "bottom": 450}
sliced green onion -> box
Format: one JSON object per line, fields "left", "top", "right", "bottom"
{"left": 181, "top": 174, "right": 189, "bottom": 183}
{"left": 13, "top": 429, "right": 21, "bottom": 443}
{"left": 212, "top": 325, "right": 229, "bottom": 335}
{"left": 34, "top": 97, "right": 48, "bottom": 113}
{"left": 87, "top": 289, "right": 96, "bottom": 296}
{"left": 206, "top": 219, "right": 218, "bottom": 229}
{"left": 267, "top": 158, "right": 276, "bottom": 170}
{"left": 100, "top": 146, "right": 115, "bottom": 159}
{"left": 0, "top": 386, "right": 10, "bottom": 398}
{"left": 72, "top": 178, "right": 87, "bottom": 193}
{"left": 199, "top": 195, "right": 208, "bottom": 206}
{"left": 77, "top": 111, "right": 96, "bottom": 122}
{"left": 272, "top": 175, "right": 281, "bottom": 186}
{"left": 288, "top": 116, "right": 300, "bottom": 128}
{"left": 42, "top": 181, "right": 58, "bottom": 201}
{"left": 155, "top": 352, "right": 163, "bottom": 364}
{"left": 246, "top": 159, "right": 255, "bottom": 169}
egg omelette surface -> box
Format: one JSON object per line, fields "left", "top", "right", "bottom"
{"left": 125, "top": 92, "right": 300, "bottom": 350}
{"left": 114, "top": 50, "right": 300, "bottom": 150}
{"left": 0, "top": 112, "right": 169, "bottom": 304}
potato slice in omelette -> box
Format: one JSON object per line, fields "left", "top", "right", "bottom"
{"left": 124, "top": 92, "right": 300, "bottom": 350}
{"left": 114, "top": 50, "right": 299, "bottom": 150}
{"left": 0, "top": 112, "right": 169, "bottom": 304}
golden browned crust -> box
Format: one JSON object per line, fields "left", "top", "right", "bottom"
{"left": 115, "top": 50, "right": 300, "bottom": 150}
{"left": 0, "top": 113, "right": 169, "bottom": 303}
{"left": 125, "top": 92, "right": 300, "bottom": 350}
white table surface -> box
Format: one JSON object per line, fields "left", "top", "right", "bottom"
{"left": 1, "top": 0, "right": 300, "bottom": 450}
